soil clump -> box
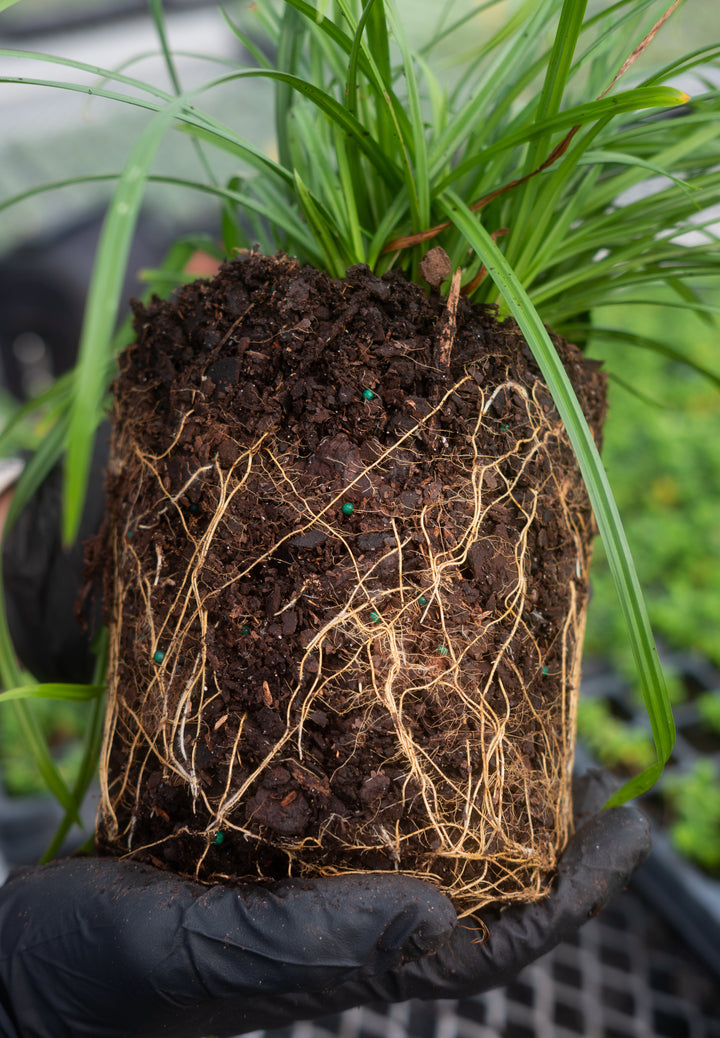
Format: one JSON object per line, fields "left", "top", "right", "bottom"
{"left": 93, "top": 252, "right": 606, "bottom": 914}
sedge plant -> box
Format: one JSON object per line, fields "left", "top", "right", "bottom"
{"left": 0, "top": 0, "right": 719, "bottom": 860}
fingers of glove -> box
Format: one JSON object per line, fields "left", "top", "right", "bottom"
{"left": 176, "top": 870, "right": 456, "bottom": 997}
{"left": 209, "top": 801, "right": 652, "bottom": 1031}
{"left": 145, "top": 872, "right": 457, "bottom": 1038}
{"left": 0, "top": 858, "right": 456, "bottom": 1038}
{"left": 466, "top": 804, "right": 650, "bottom": 991}
{"left": 334, "top": 801, "right": 652, "bottom": 1006}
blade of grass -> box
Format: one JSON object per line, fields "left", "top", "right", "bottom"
{"left": 185, "top": 68, "right": 403, "bottom": 188}
{"left": 0, "top": 419, "right": 82, "bottom": 830}
{"left": 573, "top": 115, "right": 720, "bottom": 216}
{"left": 0, "top": 685, "right": 104, "bottom": 703}
{"left": 63, "top": 97, "right": 185, "bottom": 545}
{"left": 0, "top": 166, "right": 315, "bottom": 264}
{"left": 149, "top": 0, "right": 218, "bottom": 190}
{"left": 0, "top": 538, "right": 83, "bottom": 828}
{"left": 512, "top": 162, "right": 603, "bottom": 295}
{"left": 339, "top": 0, "right": 384, "bottom": 239}
{"left": 440, "top": 190, "right": 675, "bottom": 804}
{"left": 0, "top": 376, "right": 72, "bottom": 458}
{"left": 293, "top": 170, "right": 350, "bottom": 276}
{"left": 149, "top": 0, "right": 182, "bottom": 93}
{"left": 664, "top": 277, "right": 717, "bottom": 328}
{"left": 344, "top": 0, "right": 380, "bottom": 118}
{"left": 502, "top": 0, "right": 588, "bottom": 270}
{"left": 219, "top": 6, "right": 274, "bottom": 69}
{"left": 275, "top": 3, "right": 305, "bottom": 169}
{"left": 270, "top": 0, "right": 412, "bottom": 144}
{"left": 386, "top": 86, "right": 690, "bottom": 257}
{"left": 422, "top": 0, "right": 505, "bottom": 58}
{"left": 332, "top": 125, "right": 366, "bottom": 262}
{"left": 531, "top": 244, "right": 720, "bottom": 314}
{"left": 0, "top": 595, "right": 82, "bottom": 824}
{"left": 428, "top": 0, "right": 556, "bottom": 173}
{"left": 641, "top": 43, "right": 720, "bottom": 85}
{"left": 385, "top": 3, "right": 430, "bottom": 232}
{"left": 363, "top": 0, "right": 397, "bottom": 158}
{"left": 364, "top": 0, "right": 392, "bottom": 87}
{"left": 439, "top": 86, "right": 689, "bottom": 192}
{"left": 546, "top": 290, "right": 720, "bottom": 328}
{"left": 10, "top": 702, "right": 83, "bottom": 823}
{"left": 6, "top": 412, "right": 69, "bottom": 531}
{"left": 603, "top": 372, "right": 671, "bottom": 410}
{"left": 0, "top": 59, "right": 298, "bottom": 191}
{"left": 0, "top": 47, "right": 175, "bottom": 104}
{"left": 578, "top": 149, "right": 699, "bottom": 199}
{"left": 41, "top": 629, "right": 109, "bottom": 863}
{"left": 509, "top": 119, "right": 611, "bottom": 286}
{"left": 584, "top": 327, "right": 720, "bottom": 388}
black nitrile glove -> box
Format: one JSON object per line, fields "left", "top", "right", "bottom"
{"left": 0, "top": 776, "right": 649, "bottom": 1038}
{"left": 2, "top": 425, "right": 109, "bottom": 685}
{"left": 0, "top": 862, "right": 455, "bottom": 1038}
{"left": 0, "top": 438, "right": 652, "bottom": 1037}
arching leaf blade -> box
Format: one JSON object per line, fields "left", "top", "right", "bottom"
{"left": 440, "top": 191, "right": 676, "bottom": 804}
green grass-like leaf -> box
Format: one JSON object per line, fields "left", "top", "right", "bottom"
{"left": 0, "top": 685, "right": 105, "bottom": 704}
{"left": 62, "top": 97, "right": 187, "bottom": 544}
{"left": 439, "top": 192, "right": 675, "bottom": 801}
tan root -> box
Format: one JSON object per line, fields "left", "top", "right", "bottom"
{"left": 98, "top": 361, "right": 596, "bottom": 916}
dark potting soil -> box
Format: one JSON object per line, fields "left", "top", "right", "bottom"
{"left": 93, "top": 252, "right": 607, "bottom": 909}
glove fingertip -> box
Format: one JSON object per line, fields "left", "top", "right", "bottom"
{"left": 571, "top": 804, "right": 652, "bottom": 872}
{"left": 558, "top": 804, "right": 652, "bottom": 922}
{"left": 384, "top": 886, "right": 457, "bottom": 962}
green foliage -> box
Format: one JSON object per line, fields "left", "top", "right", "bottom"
{"left": 576, "top": 698, "right": 655, "bottom": 772}
{"left": 0, "top": 697, "right": 87, "bottom": 797}
{"left": 664, "top": 759, "right": 720, "bottom": 873}
{"left": 1, "top": 0, "right": 719, "bottom": 826}
{"left": 584, "top": 291, "right": 720, "bottom": 675}
{"left": 697, "top": 691, "right": 720, "bottom": 736}
{"left": 580, "top": 293, "right": 719, "bottom": 869}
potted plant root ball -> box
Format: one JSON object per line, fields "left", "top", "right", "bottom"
{"left": 93, "top": 249, "right": 606, "bottom": 915}
{"left": 5, "top": 0, "right": 699, "bottom": 912}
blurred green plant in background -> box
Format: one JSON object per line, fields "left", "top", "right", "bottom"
{"left": 664, "top": 759, "right": 720, "bottom": 873}
{"left": 585, "top": 290, "right": 720, "bottom": 676}
{"left": 579, "top": 286, "right": 720, "bottom": 871}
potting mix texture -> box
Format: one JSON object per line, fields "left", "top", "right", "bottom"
{"left": 93, "top": 253, "right": 607, "bottom": 914}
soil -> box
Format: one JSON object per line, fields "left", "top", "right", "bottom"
{"left": 93, "top": 252, "right": 607, "bottom": 914}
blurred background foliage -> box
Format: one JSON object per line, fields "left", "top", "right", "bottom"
{"left": 585, "top": 285, "right": 720, "bottom": 678}
{"left": 580, "top": 283, "right": 720, "bottom": 870}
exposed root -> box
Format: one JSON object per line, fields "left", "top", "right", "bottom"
{"left": 99, "top": 364, "right": 597, "bottom": 916}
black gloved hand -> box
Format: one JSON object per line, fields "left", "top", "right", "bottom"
{"left": 0, "top": 771, "right": 649, "bottom": 1038}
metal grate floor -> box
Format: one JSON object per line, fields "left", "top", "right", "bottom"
{"left": 247, "top": 880, "right": 720, "bottom": 1038}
